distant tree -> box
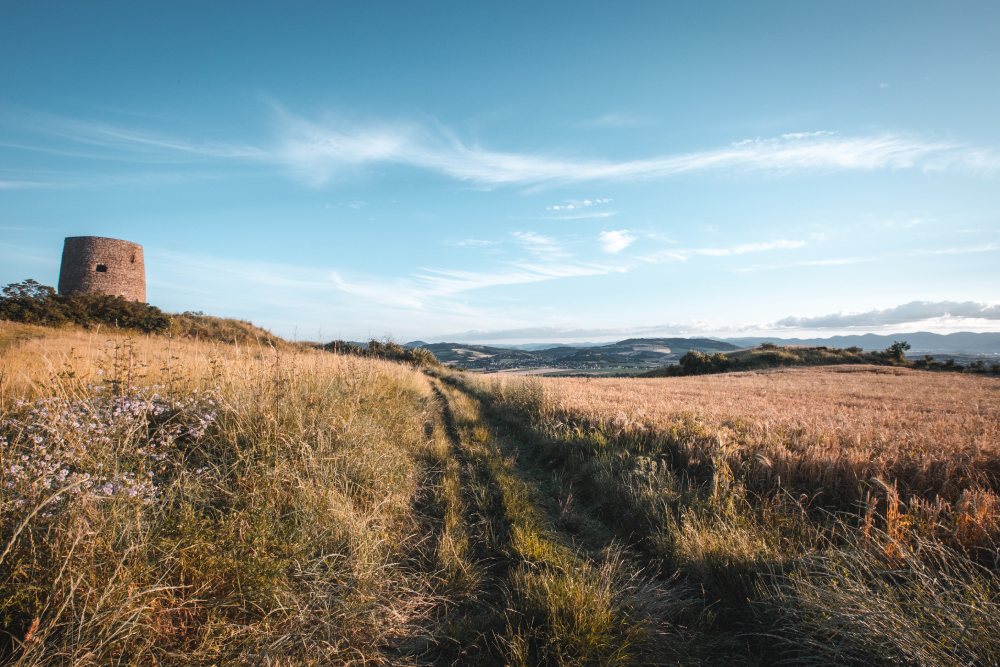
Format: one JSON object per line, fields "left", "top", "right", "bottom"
{"left": 0, "top": 279, "right": 169, "bottom": 333}
{"left": 886, "top": 340, "right": 911, "bottom": 362}
{"left": 0, "top": 279, "right": 68, "bottom": 325}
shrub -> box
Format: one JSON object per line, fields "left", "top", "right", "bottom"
{"left": 0, "top": 280, "right": 169, "bottom": 334}
{"left": 885, "top": 340, "right": 911, "bottom": 362}
{"left": 0, "top": 280, "right": 68, "bottom": 326}
{"left": 322, "top": 339, "right": 441, "bottom": 367}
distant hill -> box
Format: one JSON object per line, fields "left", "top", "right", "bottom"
{"left": 722, "top": 332, "right": 1000, "bottom": 355}
{"left": 409, "top": 337, "right": 737, "bottom": 373}
{"left": 640, "top": 342, "right": 1000, "bottom": 378}
{"left": 406, "top": 333, "right": 1000, "bottom": 374}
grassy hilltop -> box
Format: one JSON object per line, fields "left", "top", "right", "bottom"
{"left": 641, "top": 341, "right": 1000, "bottom": 377}
{"left": 0, "top": 310, "right": 998, "bottom": 665}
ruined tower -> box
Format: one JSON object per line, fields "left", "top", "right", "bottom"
{"left": 58, "top": 236, "right": 146, "bottom": 302}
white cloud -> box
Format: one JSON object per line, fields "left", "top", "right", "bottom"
{"left": 736, "top": 242, "right": 1000, "bottom": 273}
{"left": 0, "top": 179, "right": 48, "bottom": 189}
{"left": 544, "top": 210, "right": 618, "bottom": 221}
{"left": 692, "top": 239, "right": 806, "bottom": 257}
{"left": 598, "top": 230, "right": 637, "bottom": 254}
{"left": 11, "top": 107, "right": 1000, "bottom": 188}
{"left": 511, "top": 231, "right": 569, "bottom": 260}
{"left": 774, "top": 301, "right": 1000, "bottom": 329}
{"left": 277, "top": 118, "right": 993, "bottom": 187}
{"left": 452, "top": 238, "right": 496, "bottom": 247}
{"left": 413, "top": 261, "right": 621, "bottom": 296}
{"left": 640, "top": 238, "right": 806, "bottom": 263}
{"left": 546, "top": 198, "right": 613, "bottom": 211}
{"left": 780, "top": 131, "right": 835, "bottom": 140}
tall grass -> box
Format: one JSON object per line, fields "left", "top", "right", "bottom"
{"left": 463, "top": 367, "right": 1000, "bottom": 664}
{"left": 4, "top": 321, "right": 998, "bottom": 664}
{"left": 0, "top": 323, "right": 441, "bottom": 664}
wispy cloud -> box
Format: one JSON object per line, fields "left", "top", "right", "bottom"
{"left": 452, "top": 238, "right": 496, "bottom": 248}
{"left": 736, "top": 242, "right": 1000, "bottom": 273}
{"left": 511, "top": 231, "right": 569, "bottom": 260}
{"left": 780, "top": 131, "right": 835, "bottom": 140}
{"left": 7, "top": 106, "right": 999, "bottom": 188}
{"left": 691, "top": 239, "right": 806, "bottom": 257}
{"left": 598, "top": 230, "right": 637, "bottom": 254}
{"left": 0, "top": 179, "right": 50, "bottom": 190}
{"left": 540, "top": 197, "right": 618, "bottom": 220}
{"left": 4, "top": 109, "right": 264, "bottom": 162}
{"left": 277, "top": 114, "right": 998, "bottom": 186}
{"left": 774, "top": 300, "right": 1000, "bottom": 329}
{"left": 414, "top": 261, "right": 621, "bottom": 295}
{"left": 640, "top": 238, "right": 806, "bottom": 263}
{"left": 546, "top": 198, "right": 613, "bottom": 211}
{"left": 543, "top": 210, "right": 618, "bottom": 221}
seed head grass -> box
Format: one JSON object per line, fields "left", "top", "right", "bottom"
{"left": 0, "top": 322, "right": 443, "bottom": 664}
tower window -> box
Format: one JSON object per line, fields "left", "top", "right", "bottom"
{"left": 96, "top": 264, "right": 108, "bottom": 273}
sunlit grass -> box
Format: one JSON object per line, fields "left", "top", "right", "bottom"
{"left": 0, "top": 324, "right": 442, "bottom": 664}
{"left": 462, "top": 366, "right": 1000, "bottom": 664}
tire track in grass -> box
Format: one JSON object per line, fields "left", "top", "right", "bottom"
{"left": 425, "top": 380, "right": 516, "bottom": 665}
{"left": 428, "top": 374, "right": 653, "bottom": 667}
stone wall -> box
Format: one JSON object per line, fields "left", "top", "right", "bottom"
{"left": 57, "top": 236, "right": 146, "bottom": 302}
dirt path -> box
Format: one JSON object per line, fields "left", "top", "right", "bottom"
{"left": 416, "top": 373, "right": 659, "bottom": 666}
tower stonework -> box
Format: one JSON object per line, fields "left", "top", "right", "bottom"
{"left": 58, "top": 236, "right": 146, "bottom": 302}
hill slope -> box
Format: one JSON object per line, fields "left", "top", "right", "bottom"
{"left": 724, "top": 331, "right": 1000, "bottom": 355}
{"left": 415, "top": 337, "right": 737, "bottom": 372}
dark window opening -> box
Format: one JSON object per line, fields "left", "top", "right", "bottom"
{"left": 95, "top": 264, "right": 108, "bottom": 273}
{"left": 130, "top": 254, "right": 136, "bottom": 263}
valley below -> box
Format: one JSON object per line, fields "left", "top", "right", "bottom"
{"left": 413, "top": 331, "right": 1000, "bottom": 376}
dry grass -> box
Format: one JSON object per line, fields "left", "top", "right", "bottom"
{"left": 462, "top": 365, "right": 1000, "bottom": 664}
{"left": 5, "top": 321, "right": 998, "bottom": 665}
{"left": 498, "top": 366, "right": 1000, "bottom": 514}
{"left": 0, "top": 323, "right": 444, "bottom": 665}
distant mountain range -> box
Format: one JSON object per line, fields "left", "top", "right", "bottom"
{"left": 403, "top": 332, "right": 1000, "bottom": 374}
{"left": 720, "top": 332, "right": 1000, "bottom": 355}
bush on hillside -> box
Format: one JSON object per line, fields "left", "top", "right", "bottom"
{"left": 0, "top": 279, "right": 67, "bottom": 325}
{"left": 0, "top": 279, "right": 170, "bottom": 333}
{"left": 885, "top": 340, "right": 911, "bottom": 363}
{"left": 168, "top": 311, "right": 286, "bottom": 347}
{"left": 323, "top": 338, "right": 440, "bottom": 367}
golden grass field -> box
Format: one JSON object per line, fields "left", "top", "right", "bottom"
{"left": 467, "top": 365, "right": 1000, "bottom": 664}
{"left": 541, "top": 366, "right": 1000, "bottom": 502}
{"left": 0, "top": 322, "right": 447, "bottom": 664}
{"left": 2, "top": 320, "right": 998, "bottom": 665}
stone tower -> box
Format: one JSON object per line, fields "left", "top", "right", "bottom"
{"left": 58, "top": 236, "right": 146, "bottom": 302}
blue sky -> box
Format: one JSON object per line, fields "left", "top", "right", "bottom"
{"left": 2, "top": 1, "right": 998, "bottom": 342}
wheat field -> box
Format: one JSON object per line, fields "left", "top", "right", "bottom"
{"left": 468, "top": 366, "right": 1000, "bottom": 663}
{"left": 538, "top": 366, "right": 1000, "bottom": 503}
